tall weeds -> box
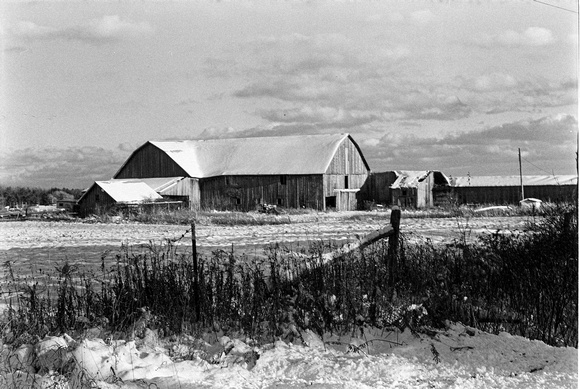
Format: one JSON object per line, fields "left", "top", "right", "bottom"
{"left": 2, "top": 205, "right": 577, "bottom": 347}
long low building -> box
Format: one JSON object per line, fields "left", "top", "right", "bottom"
{"left": 449, "top": 175, "right": 578, "bottom": 205}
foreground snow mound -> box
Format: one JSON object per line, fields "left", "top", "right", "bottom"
{"left": 0, "top": 323, "right": 576, "bottom": 388}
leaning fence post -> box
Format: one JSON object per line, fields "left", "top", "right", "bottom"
{"left": 191, "top": 221, "right": 200, "bottom": 321}
{"left": 388, "top": 206, "right": 401, "bottom": 292}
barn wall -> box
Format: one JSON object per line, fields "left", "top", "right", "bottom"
{"left": 115, "top": 143, "right": 189, "bottom": 179}
{"left": 326, "top": 138, "right": 369, "bottom": 175}
{"left": 324, "top": 138, "right": 370, "bottom": 209}
{"left": 358, "top": 171, "right": 397, "bottom": 206}
{"left": 158, "top": 178, "right": 201, "bottom": 210}
{"left": 78, "top": 185, "right": 116, "bottom": 217}
{"left": 451, "top": 185, "right": 577, "bottom": 205}
{"left": 200, "top": 175, "right": 324, "bottom": 211}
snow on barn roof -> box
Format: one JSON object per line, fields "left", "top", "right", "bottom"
{"left": 143, "top": 133, "right": 366, "bottom": 177}
{"left": 79, "top": 177, "right": 184, "bottom": 203}
{"left": 95, "top": 181, "right": 162, "bottom": 203}
{"left": 390, "top": 171, "right": 451, "bottom": 189}
{"left": 452, "top": 175, "right": 578, "bottom": 187}
{"left": 104, "top": 177, "right": 186, "bottom": 193}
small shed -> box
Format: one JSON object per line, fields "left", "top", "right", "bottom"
{"left": 390, "top": 171, "right": 451, "bottom": 208}
{"left": 78, "top": 177, "right": 195, "bottom": 217}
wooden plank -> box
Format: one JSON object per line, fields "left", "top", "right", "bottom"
{"left": 289, "top": 223, "right": 395, "bottom": 270}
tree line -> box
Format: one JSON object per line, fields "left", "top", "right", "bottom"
{"left": 0, "top": 186, "right": 83, "bottom": 208}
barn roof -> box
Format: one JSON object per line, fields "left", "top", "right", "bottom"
{"left": 132, "top": 133, "right": 367, "bottom": 177}
{"left": 104, "top": 177, "right": 186, "bottom": 193}
{"left": 95, "top": 181, "right": 163, "bottom": 203}
{"left": 452, "top": 175, "right": 578, "bottom": 187}
{"left": 390, "top": 171, "right": 451, "bottom": 189}
{"left": 79, "top": 177, "right": 184, "bottom": 203}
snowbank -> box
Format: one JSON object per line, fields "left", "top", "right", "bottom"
{"left": 0, "top": 323, "right": 576, "bottom": 388}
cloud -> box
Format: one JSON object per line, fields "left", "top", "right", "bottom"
{"left": 9, "top": 15, "right": 153, "bottom": 44}
{"left": 474, "top": 27, "right": 556, "bottom": 47}
{"left": 410, "top": 9, "right": 435, "bottom": 24}
{"left": 9, "top": 20, "right": 56, "bottom": 38}
{"left": 0, "top": 146, "right": 130, "bottom": 189}
{"left": 228, "top": 32, "right": 473, "bottom": 126}
{"left": 363, "top": 114, "right": 578, "bottom": 175}
{"left": 197, "top": 127, "right": 239, "bottom": 139}
{"left": 462, "top": 75, "right": 577, "bottom": 114}
{"left": 218, "top": 27, "right": 571, "bottom": 134}
{"left": 469, "top": 73, "right": 518, "bottom": 92}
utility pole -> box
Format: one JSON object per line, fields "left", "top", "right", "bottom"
{"left": 518, "top": 148, "right": 525, "bottom": 201}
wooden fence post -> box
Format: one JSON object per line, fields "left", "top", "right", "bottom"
{"left": 388, "top": 206, "right": 401, "bottom": 292}
{"left": 191, "top": 221, "right": 200, "bottom": 321}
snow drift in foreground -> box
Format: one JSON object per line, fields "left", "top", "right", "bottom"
{"left": 1, "top": 323, "right": 576, "bottom": 389}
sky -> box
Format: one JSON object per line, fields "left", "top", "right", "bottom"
{"left": 0, "top": 0, "right": 578, "bottom": 189}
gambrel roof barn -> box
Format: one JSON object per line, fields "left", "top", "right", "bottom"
{"left": 104, "top": 133, "right": 371, "bottom": 212}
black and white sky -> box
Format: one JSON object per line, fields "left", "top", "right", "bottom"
{"left": 1, "top": 0, "right": 578, "bottom": 189}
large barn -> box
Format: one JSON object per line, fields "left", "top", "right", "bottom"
{"left": 87, "top": 133, "right": 370, "bottom": 213}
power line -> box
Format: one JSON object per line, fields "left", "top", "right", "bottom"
{"left": 521, "top": 156, "right": 556, "bottom": 175}
{"left": 532, "top": 0, "right": 579, "bottom": 14}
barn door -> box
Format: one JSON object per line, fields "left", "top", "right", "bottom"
{"left": 334, "top": 189, "right": 359, "bottom": 211}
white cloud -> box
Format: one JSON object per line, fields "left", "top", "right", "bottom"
{"left": 522, "top": 27, "right": 556, "bottom": 46}
{"left": 471, "top": 73, "right": 518, "bottom": 92}
{"left": 9, "top": 15, "right": 153, "bottom": 44}
{"left": 86, "top": 15, "right": 152, "bottom": 40}
{"left": 0, "top": 146, "right": 130, "bottom": 189}
{"left": 477, "top": 27, "right": 555, "bottom": 47}
{"left": 410, "top": 9, "right": 434, "bottom": 24}
{"left": 10, "top": 20, "right": 57, "bottom": 38}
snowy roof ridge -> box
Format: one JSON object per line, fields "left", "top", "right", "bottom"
{"left": 148, "top": 133, "right": 352, "bottom": 177}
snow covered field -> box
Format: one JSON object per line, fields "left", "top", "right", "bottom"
{"left": 0, "top": 214, "right": 529, "bottom": 250}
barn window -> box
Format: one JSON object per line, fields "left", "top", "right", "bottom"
{"left": 235, "top": 197, "right": 241, "bottom": 205}
{"left": 344, "top": 176, "right": 349, "bottom": 189}
{"left": 277, "top": 198, "right": 283, "bottom": 206}
{"left": 95, "top": 194, "right": 100, "bottom": 202}
{"left": 280, "top": 175, "right": 287, "bottom": 185}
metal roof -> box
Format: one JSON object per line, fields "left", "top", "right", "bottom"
{"left": 79, "top": 177, "right": 185, "bottom": 203}
{"left": 104, "top": 177, "right": 186, "bottom": 193}
{"left": 390, "top": 170, "right": 451, "bottom": 189}
{"left": 452, "top": 175, "right": 578, "bottom": 187}
{"left": 141, "top": 133, "right": 366, "bottom": 177}
{"left": 95, "top": 181, "right": 163, "bottom": 203}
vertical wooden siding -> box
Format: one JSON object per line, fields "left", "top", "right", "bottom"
{"left": 324, "top": 138, "right": 370, "bottom": 199}
{"left": 115, "top": 143, "right": 189, "bottom": 179}
{"left": 200, "top": 175, "right": 324, "bottom": 211}
{"left": 361, "top": 172, "right": 398, "bottom": 205}
{"left": 78, "top": 185, "right": 116, "bottom": 217}
{"left": 159, "top": 178, "right": 201, "bottom": 210}
{"left": 452, "top": 185, "right": 576, "bottom": 205}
